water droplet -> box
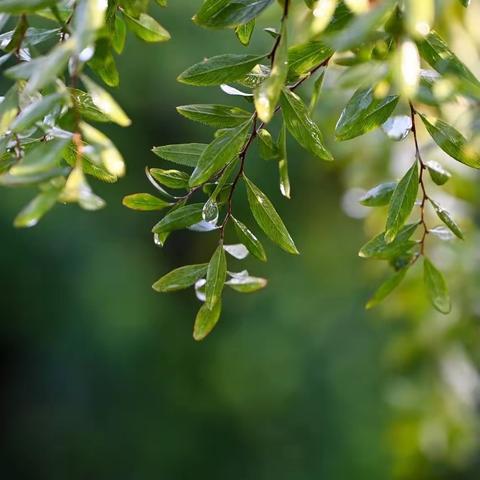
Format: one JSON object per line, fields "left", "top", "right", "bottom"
{"left": 202, "top": 200, "right": 219, "bottom": 224}
{"left": 223, "top": 244, "right": 249, "bottom": 260}
{"left": 382, "top": 115, "right": 412, "bottom": 141}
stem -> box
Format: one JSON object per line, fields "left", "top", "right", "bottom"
{"left": 409, "top": 102, "right": 429, "bottom": 258}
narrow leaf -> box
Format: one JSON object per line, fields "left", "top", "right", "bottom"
{"left": 424, "top": 258, "right": 451, "bottom": 314}
{"left": 244, "top": 176, "right": 298, "bottom": 254}
{"left": 122, "top": 193, "right": 172, "bottom": 211}
{"left": 152, "top": 264, "right": 208, "bottom": 292}
{"left": 193, "top": 300, "right": 222, "bottom": 341}
{"left": 205, "top": 243, "right": 227, "bottom": 309}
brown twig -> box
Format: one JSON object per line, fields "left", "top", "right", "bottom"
{"left": 409, "top": 102, "right": 429, "bottom": 258}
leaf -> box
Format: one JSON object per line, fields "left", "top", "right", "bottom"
{"left": 149, "top": 168, "right": 190, "bottom": 189}
{"left": 417, "top": 31, "right": 480, "bottom": 94}
{"left": 226, "top": 275, "right": 267, "bottom": 293}
{"left": 424, "top": 258, "right": 451, "bottom": 314}
{"left": 205, "top": 243, "right": 227, "bottom": 309}
{"left": 385, "top": 162, "right": 419, "bottom": 243}
{"left": 10, "top": 138, "right": 70, "bottom": 176}
{"left": 257, "top": 128, "right": 280, "bottom": 160}
{"left": 81, "top": 75, "right": 131, "bottom": 127}
{"left": 73, "top": 0, "right": 107, "bottom": 49}
{"left": 25, "top": 38, "right": 76, "bottom": 93}
{"left": 244, "top": 176, "right": 298, "bottom": 254}
{"left": 176, "top": 104, "right": 251, "bottom": 128}
{"left": 0, "top": 0, "right": 56, "bottom": 14}
{"left": 70, "top": 88, "right": 109, "bottom": 123}
{"left": 152, "top": 264, "right": 208, "bottom": 292}
{"left": 419, "top": 114, "right": 480, "bottom": 169}
{"left": 235, "top": 19, "right": 255, "bottom": 46}
{"left": 287, "top": 41, "right": 333, "bottom": 79}
{"left": 13, "top": 189, "right": 59, "bottom": 228}
{"left": 152, "top": 143, "right": 207, "bottom": 168}
{"left": 232, "top": 216, "right": 267, "bottom": 261}
{"left": 360, "top": 181, "right": 397, "bottom": 207}
{"left": 430, "top": 200, "right": 464, "bottom": 240}
{"left": 177, "top": 54, "right": 265, "bottom": 86}
{"left": 122, "top": 11, "right": 170, "bottom": 42}
{"left": 194, "top": 0, "right": 274, "bottom": 28}
{"left": 254, "top": 22, "right": 288, "bottom": 123}
{"left": 190, "top": 119, "right": 252, "bottom": 187}
{"left": 122, "top": 193, "right": 172, "bottom": 211}
{"left": 60, "top": 167, "right": 105, "bottom": 211}
{"left": 11, "top": 93, "right": 65, "bottom": 133}
{"left": 366, "top": 268, "right": 408, "bottom": 309}
{"left": 278, "top": 121, "right": 290, "bottom": 198}
{"left": 152, "top": 203, "right": 204, "bottom": 234}
{"left": 359, "top": 223, "right": 418, "bottom": 259}
{"left": 112, "top": 16, "right": 127, "bottom": 53}
{"left": 335, "top": 87, "right": 399, "bottom": 141}
{"left": 405, "top": 0, "right": 434, "bottom": 38}
{"left": 426, "top": 160, "right": 451, "bottom": 185}
{"left": 0, "top": 86, "right": 18, "bottom": 135}
{"left": 193, "top": 300, "right": 222, "bottom": 341}
{"left": 327, "top": 0, "right": 396, "bottom": 51}
{"left": 280, "top": 88, "right": 333, "bottom": 161}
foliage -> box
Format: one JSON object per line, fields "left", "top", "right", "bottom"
{"left": 122, "top": 0, "right": 479, "bottom": 339}
{"left": 0, "top": 0, "right": 169, "bottom": 227}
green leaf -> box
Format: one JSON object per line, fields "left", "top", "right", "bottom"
{"left": 278, "top": 121, "right": 290, "bottom": 198}
{"left": 360, "top": 181, "right": 397, "bottom": 207}
{"left": 13, "top": 189, "right": 59, "bottom": 228}
{"left": 122, "top": 193, "right": 173, "bottom": 211}
{"left": 327, "top": 0, "right": 396, "bottom": 51}
{"left": 194, "top": 0, "right": 274, "bottom": 28}
{"left": 205, "top": 243, "right": 227, "bottom": 309}
{"left": 0, "top": 86, "right": 18, "bottom": 135}
{"left": 280, "top": 88, "right": 333, "bottom": 161}
{"left": 112, "top": 16, "right": 127, "bottom": 53}
{"left": 193, "top": 300, "right": 222, "bottom": 341}
{"left": 152, "top": 264, "right": 208, "bottom": 292}
{"left": 426, "top": 160, "right": 451, "bottom": 185}
{"left": 81, "top": 75, "right": 131, "bottom": 127}
{"left": 176, "top": 104, "right": 251, "bottom": 128}
{"left": 235, "top": 19, "right": 255, "bottom": 46}
{"left": 122, "top": 11, "right": 170, "bottom": 42}
{"left": 257, "top": 128, "right": 280, "bottom": 160}
{"left": 424, "top": 258, "right": 451, "bottom": 314}
{"left": 152, "top": 203, "right": 204, "bottom": 234}
{"left": 25, "top": 38, "right": 76, "bottom": 93}
{"left": 366, "top": 268, "right": 408, "bottom": 309}
{"left": 335, "top": 87, "right": 399, "bottom": 141}
{"left": 190, "top": 119, "right": 252, "bottom": 187}
{"left": 149, "top": 168, "right": 190, "bottom": 189}
{"left": 232, "top": 216, "right": 267, "bottom": 261}
{"left": 70, "top": 89, "right": 109, "bottom": 123}
{"left": 226, "top": 275, "right": 267, "bottom": 293}
{"left": 254, "top": 22, "right": 288, "bottom": 123}
{"left": 244, "top": 176, "right": 298, "bottom": 254}
{"left": 11, "top": 93, "right": 65, "bottom": 133}
{"left": 10, "top": 138, "right": 70, "bottom": 176}
{"left": 359, "top": 223, "right": 418, "bottom": 259}
{"left": 152, "top": 143, "right": 207, "bottom": 168}
{"left": 385, "top": 162, "right": 419, "bottom": 243}
{"left": 419, "top": 114, "right": 480, "bottom": 168}
{"left": 430, "top": 200, "right": 464, "bottom": 240}
{"left": 177, "top": 54, "right": 265, "bottom": 86}
{"left": 287, "top": 41, "right": 333, "bottom": 79}
{"left": 73, "top": 0, "right": 107, "bottom": 49}
{"left": 0, "top": 0, "right": 56, "bottom": 14}
{"left": 417, "top": 31, "right": 480, "bottom": 94}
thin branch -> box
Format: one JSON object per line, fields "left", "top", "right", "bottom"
{"left": 409, "top": 102, "right": 429, "bottom": 258}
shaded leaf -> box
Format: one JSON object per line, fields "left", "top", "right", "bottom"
{"left": 14, "top": 189, "right": 59, "bottom": 228}
{"left": 280, "top": 88, "right": 333, "bottom": 161}
{"left": 152, "top": 264, "right": 208, "bottom": 292}
{"left": 232, "top": 216, "right": 267, "bottom": 261}
{"left": 244, "top": 176, "right": 298, "bottom": 254}
{"left": 152, "top": 143, "right": 207, "bottom": 168}
{"left": 122, "top": 193, "right": 172, "bottom": 211}
{"left": 366, "top": 268, "right": 408, "bottom": 309}
{"left": 122, "top": 11, "right": 170, "bottom": 42}
{"left": 424, "top": 257, "right": 451, "bottom": 314}
{"left": 178, "top": 54, "right": 266, "bottom": 86}
{"left": 360, "top": 181, "right": 397, "bottom": 207}
{"left": 430, "top": 200, "right": 463, "bottom": 239}
{"left": 152, "top": 203, "right": 204, "bottom": 234}
{"left": 176, "top": 104, "right": 251, "bottom": 128}
{"left": 193, "top": 300, "right": 222, "bottom": 341}
{"left": 385, "top": 162, "right": 418, "bottom": 243}
{"left": 205, "top": 243, "right": 227, "bottom": 309}
{"left": 336, "top": 87, "right": 399, "bottom": 141}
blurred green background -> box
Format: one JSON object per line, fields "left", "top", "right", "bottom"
{"left": 1, "top": 2, "right": 479, "bottom": 479}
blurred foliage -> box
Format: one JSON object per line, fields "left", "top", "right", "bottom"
{"left": 1, "top": 1, "right": 480, "bottom": 479}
